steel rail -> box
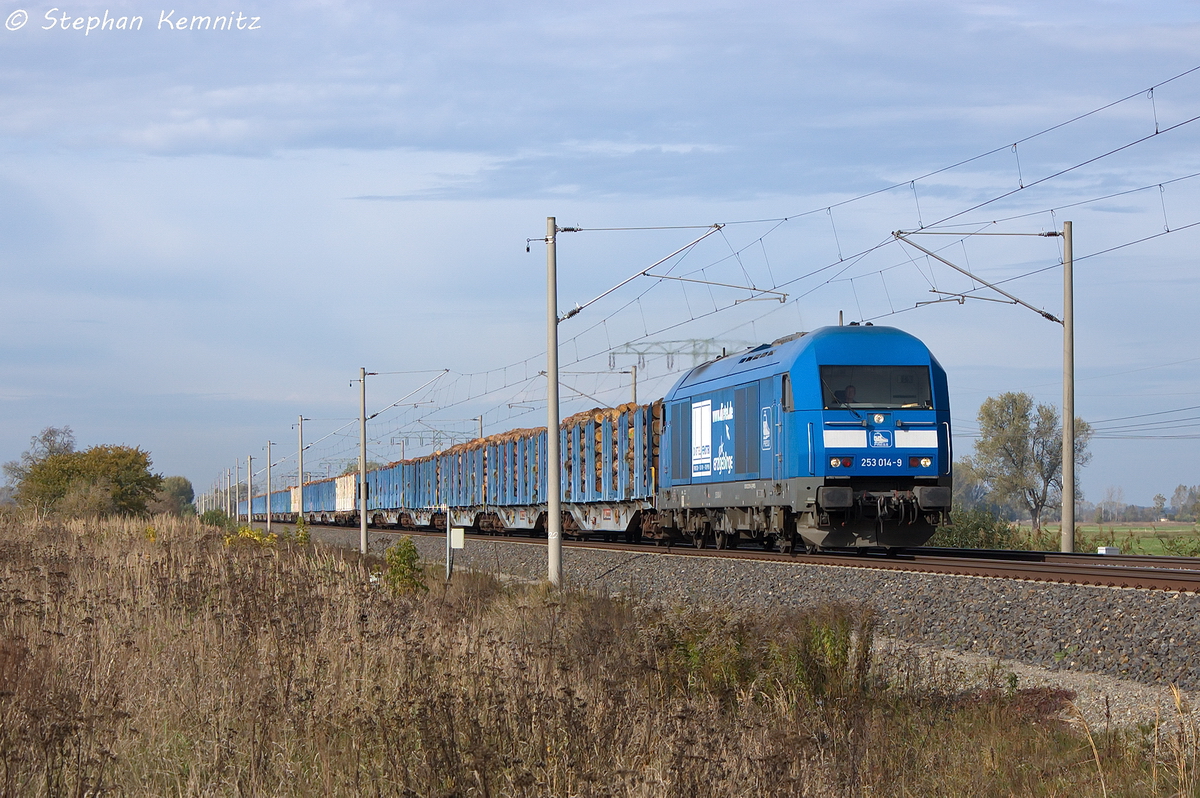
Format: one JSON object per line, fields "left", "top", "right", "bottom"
{"left": 267, "top": 522, "right": 1200, "bottom": 593}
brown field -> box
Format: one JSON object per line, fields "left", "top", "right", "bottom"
{"left": 0, "top": 513, "right": 1197, "bottom": 796}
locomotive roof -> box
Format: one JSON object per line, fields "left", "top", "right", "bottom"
{"left": 665, "top": 325, "right": 939, "bottom": 398}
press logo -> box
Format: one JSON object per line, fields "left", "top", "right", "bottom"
{"left": 5, "top": 8, "right": 262, "bottom": 34}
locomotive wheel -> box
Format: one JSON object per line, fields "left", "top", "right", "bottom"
{"left": 693, "top": 533, "right": 706, "bottom": 549}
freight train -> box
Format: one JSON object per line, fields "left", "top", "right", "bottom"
{"left": 244, "top": 324, "right": 952, "bottom": 551}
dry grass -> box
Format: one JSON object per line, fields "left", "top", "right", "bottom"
{"left": 0, "top": 512, "right": 1196, "bottom": 796}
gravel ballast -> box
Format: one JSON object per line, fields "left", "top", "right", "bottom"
{"left": 320, "top": 528, "right": 1200, "bottom": 729}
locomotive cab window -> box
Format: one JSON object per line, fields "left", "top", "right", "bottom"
{"left": 820, "top": 366, "right": 933, "bottom": 409}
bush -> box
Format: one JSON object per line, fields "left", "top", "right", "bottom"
{"left": 199, "top": 509, "right": 233, "bottom": 529}
{"left": 382, "top": 536, "right": 427, "bottom": 595}
{"left": 222, "top": 525, "right": 278, "bottom": 548}
{"left": 929, "top": 506, "right": 1019, "bottom": 549}
{"left": 291, "top": 515, "right": 311, "bottom": 545}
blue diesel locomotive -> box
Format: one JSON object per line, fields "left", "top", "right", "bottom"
{"left": 246, "top": 324, "right": 952, "bottom": 551}
{"left": 653, "top": 323, "right": 951, "bottom": 551}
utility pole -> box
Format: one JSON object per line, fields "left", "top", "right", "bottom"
{"left": 234, "top": 461, "right": 240, "bottom": 524}
{"left": 546, "top": 216, "right": 562, "bottom": 587}
{"left": 892, "top": 224, "right": 1077, "bottom": 553}
{"left": 265, "top": 441, "right": 273, "bottom": 535}
{"left": 359, "top": 367, "right": 368, "bottom": 556}
{"left": 246, "top": 455, "right": 253, "bottom": 525}
{"left": 445, "top": 502, "right": 453, "bottom": 579}
{"left": 1061, "top": 221, "right": 1075, "bottom": 554}
{"left": 297, "top": 415, "right": 305, "bottom": 523}
{"left": 630, "top": 364, "right": 637, "bottom": 405}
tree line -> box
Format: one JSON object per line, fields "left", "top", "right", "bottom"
{"left": 955, "top": 391, "right": 1199, "bottom": 528}
{"left": 1, "top": 426, "right": 194, "bottom": 518}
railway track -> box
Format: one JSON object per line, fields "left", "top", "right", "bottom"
{"left": 276, "top": 522, "right": 1200, "bottom": 593}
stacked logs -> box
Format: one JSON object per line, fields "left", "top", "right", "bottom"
{"left": 560, "top": 401, "right": 662, "bottom": 498}
{"left": 408, "top": 400, "right": 663, "bottom": 505}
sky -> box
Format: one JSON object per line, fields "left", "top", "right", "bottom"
{"left": 2, "top": 0, "right": 1200, "bottom": 507}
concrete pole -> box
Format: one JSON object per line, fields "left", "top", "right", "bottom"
{"left": 265, "top": 441, "right": 272, "bottom": 534}
{"left": 360, "top": 367, "right": 368, "bottom": 556}
{"left": 234, "top": 461, "right": 240, "bottom": 524}
{"left": 1061, "top": 221, "right": 1075, "bottom": 553}
{"left": 445, "top": 502, "right": 452, "bottom": 579}
{"left": 246, "top": 455, "right": 253, "bottom": 525}
{"left": 297, "top": 416, "right": 304, "bottom": 523}
{"left": 630, "top": 364, "right": 637, "bottom": 405}
{"left": 546, "top": 216, "right": 562, "bottom": 586}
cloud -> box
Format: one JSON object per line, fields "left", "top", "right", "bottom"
{"left": 2, "top": 0, "right": 1200, "bottom": 503}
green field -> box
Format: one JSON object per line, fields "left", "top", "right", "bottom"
{"left": 1025, "top": 522, "right": 1200, "bottom": 556}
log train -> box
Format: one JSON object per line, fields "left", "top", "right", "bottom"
{"left": 244, "top": 324, "right": 953, "bottom": 551}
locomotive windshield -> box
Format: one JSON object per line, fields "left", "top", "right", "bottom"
{"left": 820, "top": 365, "right": 933, "bottom": 409}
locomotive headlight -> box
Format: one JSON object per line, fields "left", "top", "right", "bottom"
{"left": 920, "top": 457, "right": 932, "bottom": 468}
{"left": 909, "top": 456, "right": 933, "bottom": 468}
{"left": 829, "top": 457, "right": 841, "bottom": 468}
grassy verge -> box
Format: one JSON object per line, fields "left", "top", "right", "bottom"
{"left": 0, "top": 512, "right": 1196, "bottom": 796}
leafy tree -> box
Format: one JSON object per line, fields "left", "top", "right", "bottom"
{"left": 3, "top": 426, "right": 75, "bottom": 485}
{"left": 1153, "top": 494, "right": 1167, "bottom": 519}
{"left": 951, "top": 457, "right": 987, "bottom": 511}
{"left": 1166, "top": 482, "right": 1195, "bottom": 520}
{"left": 970, "top": 392, "right": 1092, "bottom": 532}
{"left": 1170, "top": 485, "right": 1200, "bottom": 521}
{"left": 150, "top": 476, "right": 195, "bottom": 516}
{"left": 16, "top": 444, "right": 163, "bottom": 517}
